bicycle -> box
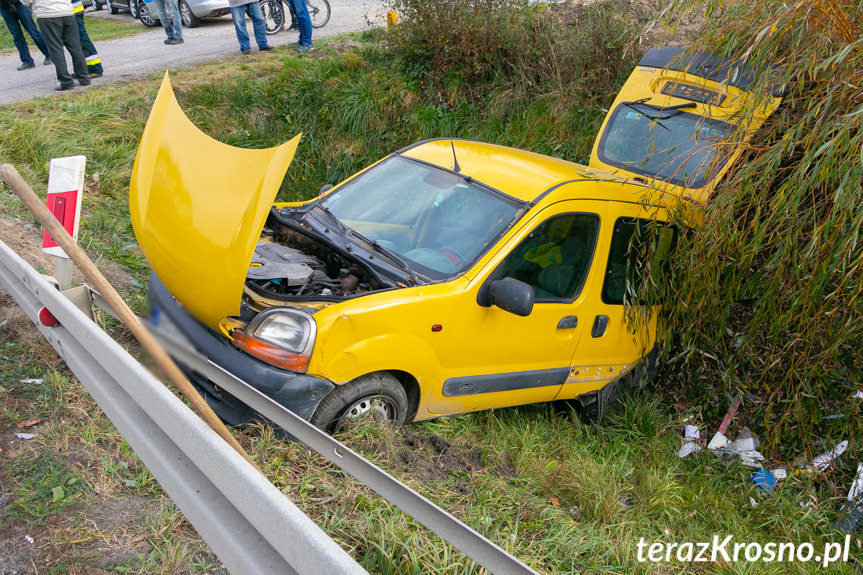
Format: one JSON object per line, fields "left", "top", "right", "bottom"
{"left": 260, "top": 0, "right": 330, "bottom": 35}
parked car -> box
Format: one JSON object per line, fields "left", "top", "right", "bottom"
{"left": 106, "top": 0, "right": 229, "bottom": 27}
{"left": 130, "top": 47, "right": 782, "bottom": 433}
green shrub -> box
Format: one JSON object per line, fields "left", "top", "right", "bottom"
{"left": 655, "top": 0, "right": 863, "bottom": 454}
{"left": 385, "top": 0, "right": 639, "bottom": 105}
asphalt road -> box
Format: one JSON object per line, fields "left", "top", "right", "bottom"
{"left": 0, "top": 0, "right": 386, "bottom": 105}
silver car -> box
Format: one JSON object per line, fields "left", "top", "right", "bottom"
{"left": 107, "top": 0, "right": 229, "bottom": 27}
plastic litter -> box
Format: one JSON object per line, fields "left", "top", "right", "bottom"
{"left": 723, "top": 427, "right": 765, "bottom": 468}
{"left": 678, "top": 442, "right": 702, "bottom": 458}
{"left": 678, "top": 423, "right": 702, "bottom": 458}
{"left": 832, "top": 462, "right": 863, "bottom": 533}
{"left": 771, "top": 468, "right": 788, "bottom": 480}
{"left": 807, "top": 440, "right": 849, "bottom": 474}
{"left": 847, "top": 462, "right": 863, "bottom": 503}
{"left": 707, "top": 432, "right": 730, "bottom": 451}
{"left": 19, "top": 379, "right": 44, "bottom": 384}
{"left": 707, "top": 396, "right": 741, "bottom": 452}
{"left": 752, "top": 468, "right": 777, "bottom": 493}
{"left": 15, "top": 433, "right": 36, "bottom": 440}
{"left": 855, "top": 390, "right": 863, "bottom": 400}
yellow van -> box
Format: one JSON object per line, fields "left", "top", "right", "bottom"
{"left": 133, "top": 47, "right": 781, "bottom": 432}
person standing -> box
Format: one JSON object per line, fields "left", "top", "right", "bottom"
{"left": 71, "top": 0, "right": 103, "bottom": 77}
{"left": 151, "top": 0, "right": 182, "bottom": 44}
{"left": 286, "top": 0, "right": 311, "bottom": 52}
{"left": 21, "top": 0, "right": 90, "bottom": 90}
{"left": 0, "top": 0, "right": 52, "bottom": 70}
{"left": 229, "top": 0, "right": 270, "bottom": 55}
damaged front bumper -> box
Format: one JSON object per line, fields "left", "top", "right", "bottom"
{"left": 146, "top": 274, "right": 334, "bottom": 426}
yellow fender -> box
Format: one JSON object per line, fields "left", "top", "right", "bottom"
{"left": 129, "top": 72, "right": 300, "bottom": 328}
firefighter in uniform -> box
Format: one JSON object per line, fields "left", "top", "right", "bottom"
{"left": 71, "top": 0, "right": 102, "bottom": 77}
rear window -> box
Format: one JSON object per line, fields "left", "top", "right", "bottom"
{"left": 596, "top": 104, "right": 735, "bottom": 189}
{"left": 602, "top": 217, "right": 677, "bottom": 305}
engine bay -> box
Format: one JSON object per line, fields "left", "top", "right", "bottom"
{"left": 245, "top": 221, "right": 379, "bottom": 300}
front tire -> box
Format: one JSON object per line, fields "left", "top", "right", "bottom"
{"left": 128, "top": 0, "right": 139, "bottom": 18}
{"left": 106, "top": 0, "right": 117, "bottom": 14}
{"left": 179, "top": 0, "right": 201, "bottom": 27}
{"left": 310, "top": 372, "right": 408, "bottom": 434}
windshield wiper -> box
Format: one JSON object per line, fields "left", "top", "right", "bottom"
{"left": 348, "top": 229, "right": 420, "bottom": 287}
{"left": 623, "top": 97, "right": 698, "bottom": 112}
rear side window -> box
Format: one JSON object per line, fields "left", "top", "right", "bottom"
{"left": 602, "top": 217, "right": 677, "bottom": 305}
{"left": 498, "top": 213, "right": 600, "bottom": 301}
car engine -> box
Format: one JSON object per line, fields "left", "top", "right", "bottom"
{"left": 245, "top": 224, "right": 374, "bottom": 299}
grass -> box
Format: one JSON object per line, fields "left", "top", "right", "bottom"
{"left": 0, "top": 1, "right": 861, "bottom": 573}
{"left": 0, "top": 12, "right": 144, "bottom": 55}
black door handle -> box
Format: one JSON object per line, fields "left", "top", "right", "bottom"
{"left": 557, "top": 316, "right": 578, "bottom": 329}
{"left": 591, "top": 315, "right": 609, "bottom": 337}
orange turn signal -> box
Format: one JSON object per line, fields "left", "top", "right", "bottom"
{"left": 231, "top": 330, "right": 310, "bottom": 373}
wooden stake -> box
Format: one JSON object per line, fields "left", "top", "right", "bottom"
{"left": 1, "top": 163, "right": 261, "bottom": 472}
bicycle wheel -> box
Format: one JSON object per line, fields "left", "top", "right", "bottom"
{"left": 306, "top": 0, "right": 329, "bottom": 28}
{"left": 260, "top": 0, "right": 285, "bottom": 35}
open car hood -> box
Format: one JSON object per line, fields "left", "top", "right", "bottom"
{"left": 130, "top": 73, "right": 300, "bottom": 328}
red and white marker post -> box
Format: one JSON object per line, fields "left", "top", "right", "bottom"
{"left": 41, "top": 155, "right": 85, "bottom": 290}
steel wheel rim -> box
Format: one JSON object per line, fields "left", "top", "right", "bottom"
{"left": 335, "top": 395, "right": 398, "bottom": 431}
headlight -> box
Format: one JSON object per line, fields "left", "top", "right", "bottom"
{"left": 231, "top": 309, "right": 316, "bottom": 373}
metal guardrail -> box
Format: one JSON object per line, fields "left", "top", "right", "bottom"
{"left": 0, "top": 238, "right": 368, "bottom": 575}
{"left": 0, "top": 237, "right": 540, "bottom": 574}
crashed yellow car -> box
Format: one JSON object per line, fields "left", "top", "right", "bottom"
{"left": 132, "top": 47, "right": 781, "bottom": 432}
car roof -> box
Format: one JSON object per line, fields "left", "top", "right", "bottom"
{"left": 397, "top": 138, "right": 606, "bottom": 203}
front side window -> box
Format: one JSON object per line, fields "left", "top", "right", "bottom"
{"left": 320, "top": 156, "right": 522, "bottom": 279}
{"left": 497, "top": 214, "right": 600, "bottom": 301}
{"left": 597, "top": 103, "right": 735, "bottom": 188}
{"left": 602, "top": 217, "right": 677, "bottom": 305}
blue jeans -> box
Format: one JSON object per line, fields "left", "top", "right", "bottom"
{"left": 286, "top": 0, "right": 311, "bottom": 46}
{"left": 0, "top": 1, "right": 50, "bottom": 65}
{"left": 230, "top": 2, "right": 267, "bottom": 51}
{"left": 151, "top": 0, "right": 182, "bottom": 39}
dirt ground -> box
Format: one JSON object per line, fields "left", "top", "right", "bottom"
{"left": 0, "top": 217, "right": 162, "bottom": 574}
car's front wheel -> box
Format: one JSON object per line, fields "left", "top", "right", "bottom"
{"left": 138, "top": 0, "right": 160, "bottom": 26}
{"left": 128, "top": 0, "right": 139, "bottom": 18}
{"left": 179, "top": 0, "right": 201, "bottom": 27}
{"left": 310, "top": 372, "right": 408, "bottom": 434}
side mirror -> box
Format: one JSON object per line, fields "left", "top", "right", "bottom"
{"left": 488, "top": 277, "right": 534, "bottom": 317}
{"left": 319, "top": 184, "right": 333, "bottom": 195}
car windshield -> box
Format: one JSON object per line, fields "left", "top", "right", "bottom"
{"left": 596, "top": 103, "right": 736, "bottom": 189}
{"left": 320, "top": 156, "right": 522, "bottom": 280}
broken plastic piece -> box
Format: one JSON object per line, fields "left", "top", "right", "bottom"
{"left": 708, "top": 432, "right": 729, "bottom": 451}
{"left": 771, "top": 468, "right": 788, "bottom": 480}
{"left": 752, "top": 468, "right": 776, "bottom": 493}
{"left": 855, "top": 390, "right": 863, "bottom": 400}
{"left": 678, "top": 442, "right": 702, "bottom": 458}
{"left": 717, "top": 396, "right": 742, "bottom": 435}
{"left": 15, "top": 433, "right": 36, "bottom": 440}
{"left": 727, "top": 427, "right": 760, "bottom": 452}
{"left": 847, "top": 462, "right": 863, "bottom": 504}
{"left": 684, "top": 425, "right": 700, "bottom": 440}
{"left": 807, "top": 440, "right": 849, "bottom": 473}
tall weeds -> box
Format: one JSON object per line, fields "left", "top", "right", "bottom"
{"left": 655, "top": 0, "right": 863, "bottom": 452}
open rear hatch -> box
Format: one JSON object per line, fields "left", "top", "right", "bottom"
{"left": 589, "top": 46, "right": 783, "bottom": 205}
